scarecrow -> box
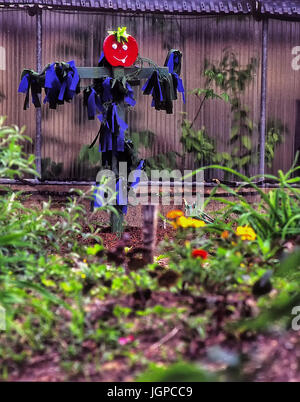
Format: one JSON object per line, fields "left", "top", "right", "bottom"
{"left": 18, "top": 26, "right": 185, "bottom": 231}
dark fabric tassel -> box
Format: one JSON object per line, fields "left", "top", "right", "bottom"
{"left": 164, "top": 49, "right": 182, "bottom": 76}
{"left": 18, "top": 70, "right": 42, "bottom": 110}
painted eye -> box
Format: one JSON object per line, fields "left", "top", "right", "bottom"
{"left": 122, "top": 44, "right": 128, "bottom": 51}
{"left": 112, "top": 43, "right": 117, "bottom": 49}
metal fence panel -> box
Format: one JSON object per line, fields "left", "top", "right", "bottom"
{"left": 0, "top": 10, "right": 36, "bottom": 158}
{"left": 267, "top": 19, "right": 300, "bottom": 175}
{"left": 40, "top": 11, "right": 262, "bottom": 180}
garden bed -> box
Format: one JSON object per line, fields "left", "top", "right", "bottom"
{"left": 1, "top": 195, "right": 300, "bottom": 382}
{"left": 1, "top": 121, "right": 300, "bottom": 383}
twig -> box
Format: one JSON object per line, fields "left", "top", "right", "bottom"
{"left": 149, "top": 327, "right": 179, "bottom": 350}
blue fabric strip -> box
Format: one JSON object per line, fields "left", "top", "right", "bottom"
{"left": 98, "top": 51, "right": 105, "bottom": 64}
{"left": 88, "top": 89, "right": 96, "bottom": 119}
{"left": 167, "top": 52, "right": 174, "bottom": 73}
{"left": 142, "top": 78, "right": 149, "bottom": 92}
{"left": 111, "top": 104, "right": 128, "bottom": 152}
{"left": 99, "top": 125, "right": 112, "bottom": 152}
{"left": 156, "top": 71, "right": 163, "bottom": 102}
{"left": 125, "top": 82, "right": 136, "bottom": 106}
{"left": 93, "top": 184, "right": 105, "bottom": 208}
{"left": 173, "top": 73, "right": 185, "bottom": 104}
{"left": 68, "top": 60, "right": 79, "bottom": 92}
{"left": 58, "top": 80, "right": 67, "bottom": 101}
{"left": 103, "top": 77, "right": 112, "bottom": 102}
{"left": 18, "top": 74, "right": 29, "bottom": 93}
{"left": 87, "top": 87, "right": 104, "bottom": 120}
{"left": 131, "top": 160, "right": 144, "bottom": 188}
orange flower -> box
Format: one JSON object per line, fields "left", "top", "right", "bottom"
{"left": 221, "top": 230, "right": 229, "bottom": 239}
{"left": 166, "top": 209, "right": 184, "bottom": 219}
{"left": 191, "top": 249, "right": 208, "bottom": 260}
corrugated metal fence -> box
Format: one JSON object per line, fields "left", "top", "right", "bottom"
{"left": 0, "top": 10, "right": 299, "bottom": 180}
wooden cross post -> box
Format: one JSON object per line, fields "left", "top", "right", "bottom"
{"left": 77, "top": 65, "right": 169, "bottom": 233}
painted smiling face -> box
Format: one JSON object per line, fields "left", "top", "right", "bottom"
{"left": 103, "top": 28, "right": 138, "bottom": 67}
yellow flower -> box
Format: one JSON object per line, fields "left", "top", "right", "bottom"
{"left": 83, "top": 259, "right": 87, "bottom": 263}
{"left": 81, "top": 273, "right": 86, "bottom": 279}
{"left": 190, "top": 219, "right": 206, "bottom": 228}
{"left": 176, "top": 216, "right": 191, "bottom": 228}
{"left": 235, "top": 226, "right": 256, "bottom": 241}
{"left": 172, "top": 216, "right": 206, "bottom": 229}
{"left": 166, "top": 209, "right": 184, "bottom": 219}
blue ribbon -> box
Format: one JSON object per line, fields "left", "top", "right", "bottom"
{"left": 125, "top": 82, "right": 136, "bottom": 107}
{"left": 88, "top": 88, "right": 104, "bottom": 120}
{"left": 103, "top": 77, "right": 112, "bottom": 102}
{"left": 98, "top": 51, "right": 105, "bottom": 65}
{"left": 87, "top": 88, "right": 96, "bottom": 119}
{"left": 68, "top": 60, "right": 79, "bottom": 94}
{"left": 99, "top": 125, "right": 112, "bottom": 153}
{"left": 44, "top": 63, "right": 62, "bottom": 106}
{"left": 142, "top": 71, "right": 163, "bottom": 106}
{"left": 131, "top": 160, "right": 144, "bottom": 188}
{"left": 111, "top": 104, "right": 128, "bottom": 152}
{"left": 44, "top": 61, "right": 79, "bottom": 107}
{"left": 166, "top": 52, "right": 175, "bottom": 73}
{"left": 166, "top": 54, "right": 185, "bottom": 104}
{"left": 18, "top": 73, "right": 29, "bottom": 93}
{"left": 44, "top": 63, "right": 60, "bottom": 90}
{"left": 18, "top": 73, "right": 41, "bottom": 109}
{"left": 173, "top": 73, "right": 185, "bottom": 104}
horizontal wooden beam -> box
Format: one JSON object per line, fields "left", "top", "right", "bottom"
{"left": 77, "top": 66, "right": 170, "bottom": 79}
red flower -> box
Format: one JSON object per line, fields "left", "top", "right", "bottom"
{"left": 192, "top": 249, "right": 208, "bottom": 260}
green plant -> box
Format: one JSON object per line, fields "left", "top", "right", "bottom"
{"left": 264, "top": 119, "right": 287, "bottom": 168}
{"left": 0, "top": 116, "right": 37, "bottom": 179}
{"left": 78, "top": 144, "right": 102, "bottom": 177}
{"left": 201, "top": 162, "right": 300, "bottom": 242}
{"left": 136, "top": 361, "right": 218, "bottom": 382}
{"left": 186, "top": 52, "right": 286, "bottom": 176}
{"left": 233, "top": 249, "right": 300, "bottom": 332}
{"left": 131, "top": 129, "right": 179, "bottom": 174}
{"left": 0, "top": 119, "right": 119, "bottom": 374}
{"left": 203, "top": 51, "right": 257, "bottom": 175}
{"left": 180, "top": 120, "right": 215, "bottom": 166}
{"left": 162, "top": 162, "right": 300, "bottom": 292}
{"left": 41, "top": 157, "right": 63, "bottom": 180}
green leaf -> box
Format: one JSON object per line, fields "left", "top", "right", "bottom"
{"left": 241, "top": 135, "right": 252, "bottom": 150}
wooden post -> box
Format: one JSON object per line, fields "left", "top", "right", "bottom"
{"left": 110, "top": 67, "right": 125, "bottom": 233}
{"left": 142, "top": 205, "right": 158, "bottom": 264}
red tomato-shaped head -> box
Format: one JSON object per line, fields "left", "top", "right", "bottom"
{"left": 103, "top": 34, "right": 138, "bottom": 67}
